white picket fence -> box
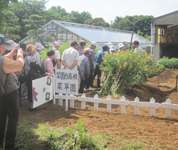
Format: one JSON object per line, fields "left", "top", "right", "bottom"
{"left": 53, "top": 93, "right": 178, "bottom": 118}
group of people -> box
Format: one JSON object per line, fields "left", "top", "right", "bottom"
{"left": 0, "top": 32, "right": 142, "bottom": 149}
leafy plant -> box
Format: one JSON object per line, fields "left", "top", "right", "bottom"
{"left": 99, "top": 50, "right": 164, "bottom": 96}
{"left": 157, "top": 57, "right": 178, "bottom": 68}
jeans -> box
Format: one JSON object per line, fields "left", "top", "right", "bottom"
{"left": 0, "top": 90, "right": 19, "bottom": 148}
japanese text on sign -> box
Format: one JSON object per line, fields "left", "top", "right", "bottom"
{"left": 55, "top": 69, "right": 78, "bottom": 95}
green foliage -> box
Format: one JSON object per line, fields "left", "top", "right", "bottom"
{"left": 0, "top": 0, "right": 18, "bottom": 33}
{"left": 2, "top": 10, "right": 21, "bottom": 41}
{"left": 10, "top": 0, "right": 47, "bottom": 39}
{"left": 24, "top": 14, "right": 53, "bottom": 47}
{"left": 113, "top": 15, "right": 154, "bottom": 36}
{"left": 157, "top": 57, "right": 178, "bottom": 68}
{"left": 99, "top": 50, "right": 164, "bottom": 96}
{"left": 84, "top": 18, "right": 110, "bottom": 27}
{"left": 146, "top": 45, "right": 151, "bottom": 54}
{"left": 137, "top": 29, "right": 143, "bottom": 36}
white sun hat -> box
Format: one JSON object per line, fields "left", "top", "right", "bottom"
{"left": 118, "top": 43, "right": 125, "bottom": 48}
{"left": 35, "top": 43, "right": 44, "bottom": 51}
{"left": 110, "top": 46, "right": 116, "bottom": 51}
{"left": 6, "top": 40, "right": 18, "bottom": 51}
{"left": 91, "top": 41, "right": 97, "bottom": 47}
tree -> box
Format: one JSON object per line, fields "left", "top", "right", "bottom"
{"left": 84, "top": 18, "right": 110, "bottom": 27}
{"left": 44, "top": 6, "right": 68, "bottom": 23}
{"left": 113, "top": 15, "right": 154, "bottom": 36}
{"left": 0, "top": 0, "right": 18, "bottom": 33}
{"left": 24, "top": 15, "right": 52, "bottom": 47}
{"left": 65, "top": 11, "right": 92, "bottom": 24}
{"left": 2, "top": 10, "right": 21, "bottom": 41}
{"left": 45, "top": 8, "right": 92, "bottom": 24}
{"left": 10, "top": 0, "right": 47, "bottom": 39}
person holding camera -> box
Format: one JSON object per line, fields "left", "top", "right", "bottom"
{"left": 0, "top": 35, "right": 24, "bottom": 149}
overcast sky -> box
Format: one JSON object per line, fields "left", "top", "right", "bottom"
{"left": 46, "top": 0, "right": 178, "bottom": 23}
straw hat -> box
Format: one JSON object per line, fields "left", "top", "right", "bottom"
{"left": 6, "top": 40, "right": 18, "bottom": 51}
{"left": 83, "top": 49, "right": 91, "bottom": 55}
{"left": 26, "top": 44, "right": 37, "bottom": 55}
{"left": 118, "top": 43, "right": 125, "bottom": 48}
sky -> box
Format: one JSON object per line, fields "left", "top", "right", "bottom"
{"left": 46, "top": 0, "right": 178, "bottom": 23}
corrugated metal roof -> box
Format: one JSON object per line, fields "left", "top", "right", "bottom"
{"left": 153, "top": 10, "right": 178, "bottom": 25}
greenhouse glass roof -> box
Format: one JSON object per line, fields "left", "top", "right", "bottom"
{"left": 54, "top": 20, "right": 150, "bottom": 45}
{"left": 20, "top": 20, "right": 151, "bottom": 48}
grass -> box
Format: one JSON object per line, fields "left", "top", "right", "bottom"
{"left": 15, "top": 119, "right": 164, "bottom": 150}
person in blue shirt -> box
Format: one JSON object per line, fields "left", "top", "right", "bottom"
{"left": 94, "top": 44, "right": 109, "bottom": 88}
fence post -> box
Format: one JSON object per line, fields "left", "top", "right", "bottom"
{"left": 150, "top": 98, "right": 156, "bottom": 116}
{"left": 121, "top": 96, "right": 126, "bottom": 114}
{"left": 81, "top": 93, "right": 86, "bottom": 109}
{"left": 52, "top": 75, "right": 56, "bottom": 104}
{"left": 94, "top": 94, "right": 99, "bottom": 111}
{"left": 165, "top": 99, "right": 171, "bottom": 118}
{"left": 107, "top": 95, "right": 112, "bottom": 113}
{"left": 58, "top": 94, "right": 63, "bottom": 106}
{"left": 134, "top": 97, "right": 140, "bottom": 115}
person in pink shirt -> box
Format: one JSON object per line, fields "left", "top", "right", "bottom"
{"left": 78, "top": 40, "right": 86, "bottom": 56}
{"left": 42, "top": 50, "right": 55, "bottom": 75}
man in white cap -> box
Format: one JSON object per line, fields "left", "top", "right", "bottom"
{"left": 34, "top": 43, "right": 44, "bottom": 67}
{"left": 110, "top": 46, "right": 116, "bottom": 53}
{"left": 118, "top": 43, "right": 125, "bottom": 51}
{"left": 53, "top": 41, "right": 61, "bottom": 69}
{"left": 84, "top": 41, "right": 97, "bottom": 90}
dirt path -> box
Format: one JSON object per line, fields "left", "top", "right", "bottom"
{"left": 19, "top": 68, "right": 178, "bottom": 149}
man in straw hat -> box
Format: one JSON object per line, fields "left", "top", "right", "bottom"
{"left": 78, "top": 49, "right": 90, "bottom": 94}
{"left": 118, "top": 43, "right": 125, "bottom": 51}
{"left": 0, "top": 34, "right": 24, "bottom": 149}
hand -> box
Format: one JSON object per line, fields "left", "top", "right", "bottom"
{"left": 87, "top": 75, "right": 89, "bottom": 78}
{"left": 45, "top": 72, "right": 52, "bottom": 77}
{"left": 11, "top": 46, "right": 18, "bottom": 56}
{"left": 66, "top": 67, "right": 69, "bottom": 70}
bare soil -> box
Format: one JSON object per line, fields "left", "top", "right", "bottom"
{"left": 19, "top": 68, "right": 178, "bottom": 149}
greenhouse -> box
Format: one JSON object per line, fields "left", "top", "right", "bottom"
{"left": 20, "top": 20, "right": 151, "bottom": 49}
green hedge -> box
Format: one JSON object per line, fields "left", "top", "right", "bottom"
{"left": 157, "top": 57, "right": 178, "bottom": 68}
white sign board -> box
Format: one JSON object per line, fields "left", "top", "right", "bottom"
{"left": 55, "top": 69, "right": 78, "bottom": 95}
{"left": 32, "top": 76, "right": 53, "bottom": 108}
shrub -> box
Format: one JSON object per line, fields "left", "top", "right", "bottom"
{"left": 157, "top": 57, "right": 178, "bottom": 68}
{"left": 99, "top": 50, "right": 164, "bottom": 96}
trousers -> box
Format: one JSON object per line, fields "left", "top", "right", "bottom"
{"left": 79, "top": 79, "right": 85, "bottom": 94}
{"left": 93, "top": 66, "right": 101, "bottom": 87}
{"left": 0, "top": 90, "right": 19, "bottom": 148}
{"left": 85, "top": 69, "right": 93, "bottom": 88}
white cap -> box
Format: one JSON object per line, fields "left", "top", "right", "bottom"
{"left": 53, "top": 41, "right": 60, "bottom": 47}
{"left": 118, "top": 43, "right": 125, "bottom": 48}
{"left": 110, "top": 46, "right": 116, "bottom": 51}
{"left": 91, "top": 41, "right": 97, "bottom": 47}
{"left": 35, "top": 43, "right": 44, "bottom": 51}
{"left": 106, "top": 42, "right": 113, "bottom": 47}
{"left": 6, "top": 40, "right": 18, "bottom": 51}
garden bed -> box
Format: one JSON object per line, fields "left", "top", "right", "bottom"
{"left": 18, "top": 68, "right": 178, "bottom": 149}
